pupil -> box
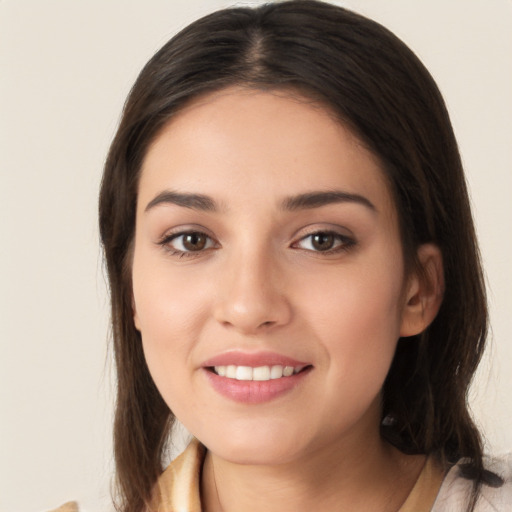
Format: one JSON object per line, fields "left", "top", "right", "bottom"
{"left": 312, "top": 233, "right": 334, "bottom": 251}
{"left": 183, "top": 233, "right": 206, "bottom": 251}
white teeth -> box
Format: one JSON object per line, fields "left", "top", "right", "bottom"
{"left": 235, "top": 366, "right": 253, "bottom": 380}
{"left": 253, "top": 366, "right": 270, "bottom": 381}
{"left": 283, "top": 366, "right": 294, "bottom": 377}
{"left": 213, "top": 364, "right": 302, "bottom": 381}
{"left": 270, "top": 365, "right": 284, "bottom": 379}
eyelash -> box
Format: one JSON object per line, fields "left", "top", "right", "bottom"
{"left": 292, "top": 230, "right": 356, "bottom": 254}
{"left": 158, "top": 229, "right": 356, "bottom": 258}
{"left": 158, "top": 230, "right": 217, "bottom": 258}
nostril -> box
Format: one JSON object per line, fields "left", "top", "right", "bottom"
{"left": 213, "top": 288, "right": 292, "bottom": 334}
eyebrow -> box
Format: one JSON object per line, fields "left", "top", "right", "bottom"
{"left": 281, "top": 191, "right": 376, "bottom": 212}
{"left": 145, "top": 191, "right": 218, "bottom": 212}
{"left": 144, "top": 189, "right": 376, "bottom": 214}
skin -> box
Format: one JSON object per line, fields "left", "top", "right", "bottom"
{"left": 132, "top": 87, "right": 443, "bottom": 511}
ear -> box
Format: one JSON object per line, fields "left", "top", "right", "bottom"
{"left": 400, "top": 244, "right": 444, "bottom": 337}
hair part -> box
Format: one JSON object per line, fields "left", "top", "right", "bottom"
{"left": 99, "top": 2, "right": 488, "bottom": 511}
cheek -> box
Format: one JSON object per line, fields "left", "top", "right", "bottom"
{"left": 133, "top": 243, "right": 209, "bottom": 330}
{"left": 303, "top": 262, "right": 403, "bottom": 337}
{"left": 131, "top": 251, "right": 211, "bottom": 387}
{"left": 302, "top": 258, "right": 404, "bottom": 379}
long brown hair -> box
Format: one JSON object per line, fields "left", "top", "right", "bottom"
{"left": 99, "top": 2, "right": 488, "bottom": 511}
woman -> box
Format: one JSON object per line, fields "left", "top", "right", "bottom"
{"left": 91, "top": 1, "right": 510, "bottom": 511}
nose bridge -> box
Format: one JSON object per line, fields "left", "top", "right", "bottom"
{"left": 214, "top": 240, "right": 290, "bottom": 333}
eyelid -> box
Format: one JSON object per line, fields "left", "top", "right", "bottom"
{"left": 291, "top": 226, "right": 357, "bottom": 253}
{"left": 156, "top": 225, "right": 219, "bottom": 257}
{"left": 155, "top": 223, "right": 356, "bottom": 257}
{"left": 171, "top": 232, "right": 215, "bottom": 250}
{"left": 291, "top": 223, "right": 354, "bottom": 241}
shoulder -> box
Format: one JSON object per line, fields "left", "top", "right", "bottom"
{"left": 45, "top": 441, "right": 205, "bottom": 512}
{"left": 477, "top": 454, "right": 512, "bottom": 511}
{"left": 46, "top": 502, "right": 80, "bottom": 512}
{"left": 150, "top": 438, "right": 205, "bottom": 512}
{"left": 433, "top": 453, "right": 512, "bottom": 511}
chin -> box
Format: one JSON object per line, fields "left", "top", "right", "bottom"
{"left": 213, "top": 439, "right": 303, "bottom": 466}
{"left": 193, "top": 417, "right": 318, "bottom": 466}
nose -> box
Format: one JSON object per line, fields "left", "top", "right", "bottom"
{"left": 213, "top": 250, "right": 292, "bottom": 335}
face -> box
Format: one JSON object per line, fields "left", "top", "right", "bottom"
{"left": 132, "top": 87, "right": 414, "bottom": 465}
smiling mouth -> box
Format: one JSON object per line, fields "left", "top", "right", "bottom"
{"left": 209, "top": 365, "right": 311, "bottom": 381}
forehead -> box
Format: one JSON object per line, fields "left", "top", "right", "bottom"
{"left": 138, "top": 87, "right": 395, "bottom": 218}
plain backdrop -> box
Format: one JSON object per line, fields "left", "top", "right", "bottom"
{"left": 1, "top": 1, "right": 511, "bottom": 511}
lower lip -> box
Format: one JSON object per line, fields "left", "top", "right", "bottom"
{"left": 204, "top": 367, "right": 312, "bottom": 404}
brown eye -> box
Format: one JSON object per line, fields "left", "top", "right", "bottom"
{"left": 311, "top": 233, "right": 335, "bottom": 251}
{"left": 293, "top": 230, "right": 355, "bottom": 254}
{"left": 182, "top": 232, "right": 208, "bottom": 251}
{"left": 164, "top": 231, "right": 215, "bottom": 254}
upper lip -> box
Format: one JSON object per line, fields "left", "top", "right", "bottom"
{"left": 202, "top": 350, "right": 310, "bottom": 368}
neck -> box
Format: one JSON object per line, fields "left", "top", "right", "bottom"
{"left": 201, "top": 431, "right": 425, "bottom": 512}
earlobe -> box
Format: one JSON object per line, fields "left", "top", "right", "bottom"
{"left": 400, "top": 244, "right": 444, "bottom": 337}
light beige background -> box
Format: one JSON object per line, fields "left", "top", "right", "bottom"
{"left": 1, "top": 1, "right": 510, "bottom": 511}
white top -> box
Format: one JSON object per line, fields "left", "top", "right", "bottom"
{"left": 48, "top": 443, "right": 512, "bottom": 511}
{"left": 432, "top": 454, "right": 512, "bottom": 511}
